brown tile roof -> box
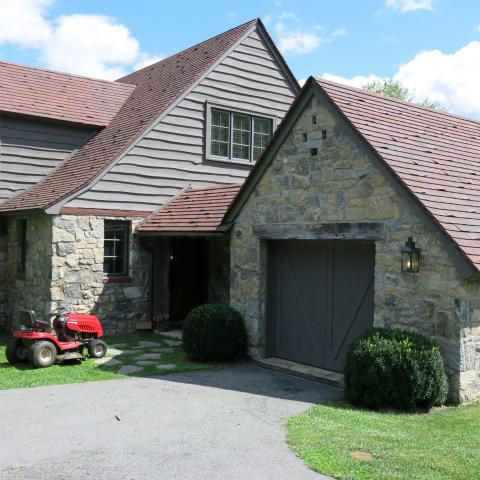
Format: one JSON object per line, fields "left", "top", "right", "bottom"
{"left": 137, "top": 184, "right": 242, "bottom": 234}
{"left": 0, "top": 61, "right": 134, "bottom": 126}
{"left": 0, "top": 19, "right": 258, "bottom": 213}
{"left": 316, "top": 78, "right": 480, "bottom": 270}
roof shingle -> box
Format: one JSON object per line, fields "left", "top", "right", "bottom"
{"left": 137, "top": 184, "right": 242, "bottom": 234}
{"left": 0, "top": 19, "right": 257, "bottom": 213}
{"left": 0, "top": 61, "right": 134, "bottom": 126}
{"left": 316, "top": 78, "right": 480, "bottom": 270}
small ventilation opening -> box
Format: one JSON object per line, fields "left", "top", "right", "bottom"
{"left": 302, "top": 133, "right": 308, "bottom": 142}
{"left": 310, "top": 148, "right": 318, "bottom": 156}
{"left": 322, "top": 130, "right": 327, "bottom": 139}
{"left": 312, "top": 115, "right": 317, "bottom": 124}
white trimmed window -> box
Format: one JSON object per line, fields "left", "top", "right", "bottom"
{"left": 104, "top": 220, "right": 129, "bottom": 276}
{"left": 209, "top": 107, "right": 273, "bottom": 163}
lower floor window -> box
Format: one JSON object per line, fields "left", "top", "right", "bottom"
{"left": 104, "top": 220, "right": 129, "bottom": 276}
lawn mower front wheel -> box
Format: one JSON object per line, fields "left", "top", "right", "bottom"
{"left": 6, "top": 338, "right": 28, "bottom": 364}
{"left": 88, "top": 339, "right": 107, "bottom": 359}
{"left": 28, "top": 341, "right": 57, "bottom": 368}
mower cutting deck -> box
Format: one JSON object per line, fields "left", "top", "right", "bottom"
{"left": 6, "top": 308, "right": 107, "bottom": 368}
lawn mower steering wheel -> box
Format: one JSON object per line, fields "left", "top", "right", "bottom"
{"left": 48, "top": 307, "right": 68, "bottom": 316}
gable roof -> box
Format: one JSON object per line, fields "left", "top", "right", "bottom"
{"left": 137, "top": 184, "right": 242, "bottom": 234}
{"left": 0, "top": 61, "right": 134, "bottom": 127}
{"left": 225, "top": 77, "right": 480, "bottom": 272}
{"left": 0, "top": 19, "right": 282, "bottom": 214}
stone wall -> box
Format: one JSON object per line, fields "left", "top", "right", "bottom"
{"left": 51, "top": 215, "right": 151, "bottom": 334}
{"left": 0, "top": 227, "right": 8, "bottom": 329}
{"left": 230, "top": 93, "right": 480, "bottom": 404}
{"left": 3, "top": 213, "right": 53, "bottom": 328}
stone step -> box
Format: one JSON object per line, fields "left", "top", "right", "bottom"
{"left": 255, "top": 357, "right": 344, "bottom": 389}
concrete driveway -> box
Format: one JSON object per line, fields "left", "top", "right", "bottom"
{"left": 0, "top": 364, "right": 341, "bottom": 480}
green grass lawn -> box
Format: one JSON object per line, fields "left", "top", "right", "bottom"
{"left": 287, "top": 402, "right": 480, "bottom": 480}
{"left": 0, "top": 332, "right": 220, "bottom": 390}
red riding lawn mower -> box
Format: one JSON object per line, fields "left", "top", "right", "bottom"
{"left": 6, "top": 307, "right": 107, "bottom": 368}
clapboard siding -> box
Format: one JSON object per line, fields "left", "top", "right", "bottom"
{"left": 67, "top": 28, "right": 297, "bottom": 211}
{"left": 0, "top": 116, "right": 94, "bottom": 203}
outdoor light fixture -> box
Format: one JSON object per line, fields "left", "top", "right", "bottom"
{"left": 401, "top": 236, "right": 420, "bottom": 273}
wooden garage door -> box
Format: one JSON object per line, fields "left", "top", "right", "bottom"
{"left": 266, "top": 240, "right": 374, "bottom": 372}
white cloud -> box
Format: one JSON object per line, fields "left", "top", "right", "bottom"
{"left": 279, "top": 11, "right": 297, "bottom": 21}
{"left": 133, "top": 53, "right": 165, "bottom": 72}
{"left": 276, "top": 23, "right": 323, "bottom": 55}
{"left": 331, "top": 28, "right": 347, "bottom": 38}
{"left": 321, "top": 41, "right": 480, "bottom": 119}
{"left": 0, "top": 0, "right": 162, "bottom": 80}
{"left": 0, "top": 0, "right": 53, "bottom": 47}
{"left": 385, "top": 0, "right": 433, "bottom": 13}
{"left": 394, "top": 42, "right": 480, "bottom": 118}
{"left": 321, "top": 73, "right": 383, "bottom": 89}
{"left": 273, "top": 14, "right": 346, "bottom": 55}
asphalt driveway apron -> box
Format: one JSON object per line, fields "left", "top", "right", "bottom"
{"left": 0, "top": 364, "right": 340, "bottom": 479}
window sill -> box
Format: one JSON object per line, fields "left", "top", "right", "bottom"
{"left": 204, "top": 155, "right": 255, "bottom": 168}
{"left": 103, "top": 276, "right": 132, "bottom": 284}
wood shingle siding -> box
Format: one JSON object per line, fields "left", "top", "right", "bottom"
{"left": 66, "top": 29, "right": 297, "bottom": 212}
{"left": 0, "top": 116, "right": 94, "bottom": 203}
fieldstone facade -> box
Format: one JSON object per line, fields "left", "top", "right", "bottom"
{"left": 230, "top": 92, "right": 480, "bottom": 404}
{"left": 51, "top": 215, "right": 151, "bottom": 334}
{"left": 0, "top": 213, "right": 150, "bottom": 334}
{"left": 1, "top": 213, "right": 53, "bottom": 329}
{"left": 0, "top": 230, "right": 7, "bottom": 328}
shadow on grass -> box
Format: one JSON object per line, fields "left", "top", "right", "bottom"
{"left": 0, "top": 333, "right": 343, "bottom": 404}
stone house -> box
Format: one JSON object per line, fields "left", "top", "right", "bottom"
{"left": 215, "top": 77, "right": 480, "bottom": 404}
{"left": 0, "top": 19, "right": 299, "bottom": 332}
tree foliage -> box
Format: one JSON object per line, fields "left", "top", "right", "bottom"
{"left": 363, "top": 79, "right": 443, "bottom": 110}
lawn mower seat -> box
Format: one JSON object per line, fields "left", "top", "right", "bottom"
{"left": 19, "top": 310, "right": 50, "bottom": 332}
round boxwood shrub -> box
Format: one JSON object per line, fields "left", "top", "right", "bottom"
{"left": 182, "top": 304, "right": 247, "bottom": 362}
{"left": 345, "top": 328, "right": 448, "bottom": 411}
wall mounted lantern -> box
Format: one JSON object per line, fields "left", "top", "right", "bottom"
{"left": 401, "top": 236, "right": 420, "bottom": 273}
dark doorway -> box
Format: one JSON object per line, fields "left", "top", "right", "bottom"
{"left": 266, "top": 240, "right": 374, "bottom": 372}
{"left": 169, "top": 238, "right": 209, "bottom": 322}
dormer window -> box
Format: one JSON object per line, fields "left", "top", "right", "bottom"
{"left": 207, "top": 105, "right": 274, "bottom": 163}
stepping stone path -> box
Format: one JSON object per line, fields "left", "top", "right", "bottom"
{"left": 163, "top": 339, "right": 182, "bottom": 347}
{"left": 136, "top": 360, "right": 156, "bottom": 366}
{"left": 151, "top": 348, "right": 173, "bottom": 353}
{"left": 95, "top": 357, "right": 122, "bottom": 367}
{"left": 107, "top": 348, "right": 137, "bottom": 356}
{"left": 106, "top": 348, "right": 124, "bottom": 357}
{"left": 111, "top": 343, "right": 128, "bottom": 348}
{"left": 137, "top": 341, "right": 163, "bottom": 347}
{"left": 137, "top": 353, "right": 163, "bottom": 360}
{"left": 118, "top": 365, "right": 143, "bottom": 375}
{"left": 156, "top": 364, "right": 176, "bottom": 370}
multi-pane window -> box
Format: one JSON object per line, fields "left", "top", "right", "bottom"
{"left": 16, "top": 219, "right": 27, "bottom": 274}
{"left": 104, "top": 221, "right": 129, "bottom": 276}
{"left": 253, "top": 117, "right": 272, "bottom": 161}
{"left": 211, "top": 109, "right": 230, "bottom": 157}
{"left": 210, "top": 108, "right": 273, "bottom": 162}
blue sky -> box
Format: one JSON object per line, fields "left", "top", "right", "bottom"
{"left": 1, "top": 0, "right": 480, "bottom": 117}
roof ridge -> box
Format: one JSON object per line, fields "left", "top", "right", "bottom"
{"left": 0, "top": 59, "right": 129, "bottom": 86}
{"left": 316, "top": 77, "right": 480, "bottom": 127}
{"left": 118, "top": 18, "right": 258, "bottom": 82}
{"left": 187, "top": 183, "right": 243, "bottom": 192}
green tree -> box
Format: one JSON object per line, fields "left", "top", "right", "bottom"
{"left": 363, "top": 79, "right": 443, "bottom": 110}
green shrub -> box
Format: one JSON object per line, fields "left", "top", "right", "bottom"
{"left": 345, "top": 328, "right": 448, "bottom": 411}
{"left": 182, "top": 304, "right": 247, "bottom": 362}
